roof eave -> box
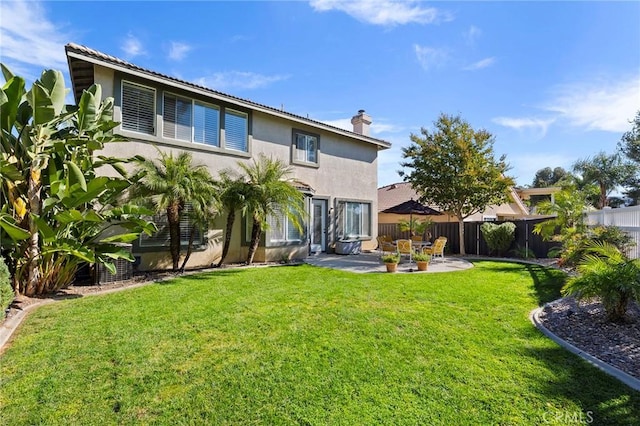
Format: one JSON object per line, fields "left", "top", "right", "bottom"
{"left": 65, "top": 45, "right": 391, "bottom": 150}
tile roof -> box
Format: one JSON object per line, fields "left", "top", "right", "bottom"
{"left": 378, "top": 181, "right": 529, "bottom": 218}
{"left": 65, "top": 43, "right": 391, "bottom": 150}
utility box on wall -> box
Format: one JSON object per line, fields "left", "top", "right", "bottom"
{"left": 335, "top": 240, "right": 361, "bottom": 255}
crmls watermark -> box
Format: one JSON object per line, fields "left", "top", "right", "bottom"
{"left": 542, "top": 410, "right": 594, "bottom": 424}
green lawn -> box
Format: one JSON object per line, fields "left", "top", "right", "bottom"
{"left": 1, "top": 261, "right": 639, "bottom": 425}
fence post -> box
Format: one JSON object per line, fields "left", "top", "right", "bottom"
{"left": 525, "top": 222, "right": 529, "bottom": 256}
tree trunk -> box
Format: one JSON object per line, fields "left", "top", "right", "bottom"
{"left": 458, "top": 217, "right": 466, "bottom": 255}
{"left": 599, "top": 183, "right": 607, "bottom": 209}
{"left": 24, "top": 169, "right": 42, "bottom": 296}
{"left": 217, "top": 209, "right": 235, "bottom": 267}
{"left": 179, "top": 224, "right": 197, "bottom": 273}
{"left": 246, "top": 217, "right": 262, "bottom": 265}
{"left": 167, "top": 203, "right": 182, "bottom": 271}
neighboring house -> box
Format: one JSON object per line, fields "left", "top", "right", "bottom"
{"left": 378, "top": 182, "right": 533, "bottom": 226}
{"left": 515, "top": 187, "right": 561, "bottom": 215}
{"left": 65, "top": 43, "right": 390, "bottom": 270}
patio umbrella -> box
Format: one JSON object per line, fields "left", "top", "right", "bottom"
{"left": 382, "top": 198, "right": 442, "bottom": 237}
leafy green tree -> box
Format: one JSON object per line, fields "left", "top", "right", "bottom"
{"left": 617, "top": 111, "right": 640, "bottom": 203}
{"left": 239, "top": 155, "right": 305, "bottom": 265}
{"left": 572, "top": 151, "right": 637, "bottom": 209}
{"left": 216, "top": 169, "right": 249, "bottom": 267}
{"left": 0, "top": 66, "right": 155, "bottom": 296}
{"left": 400, "top": 113, "right": 514, "bottom": 255}
{"left": 132, "top": 151, "right": 218, "bottom": 271}
{"left": 0, "top": 256, "right": 12, "bottom": 315}
{"left": 564, "top": 241, "right": 640, "bottom": 322}
{"left": 531, "top": 166, "right": 567, "bottom": 188}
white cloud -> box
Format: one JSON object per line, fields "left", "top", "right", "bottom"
{"left": 121, "top": 33, "right": 145, "bottom": 58}
{"left": 168, "top": 42, "right": 192, "bottom": 61}
{"left": 0, "top": 0, "right": 69, "bottom": 74}
{"left": 195, "top": 71, "right": 290, "bottom": 91}
{"left": 463, "top": 57, "right": 496, "bottom": 71}
{"left": 309, "top": 0, "right": 450, "bottom": 26}
{"left": 544, "top": 75, "right": 640, "bottom": 133}
{"left": 492, "top": 117, "right": 555, "bottom": 137}
{"left": 464, "top": 25, "right": 482, "bottom": 45}
{"left": 414, "top": 44, "right": 448, "bottom": 71}
{"left": 318, "top": 118, "right": 352, "bottom": 131}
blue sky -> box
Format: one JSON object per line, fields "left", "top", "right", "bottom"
{"left": 1, "top": 0, "right": 639, "bottom": 187}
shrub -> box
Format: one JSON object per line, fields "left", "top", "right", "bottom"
{"left": 510, "top": 245, "right": 536, "bottom": 259}
{"left": 481, "top": 222, "right": 516, "bottom": 256}
{"left": 381, "top": 254, "right": 400, "bottom": 264}
{"left": 413, "top": 253, "right": 431, "bottom": 262}
{"left": 564, "top": 241, "right": 640, "bottom": 322}
{"left": 559, "top": 225, "right": 635, "bottom": 267}
{"left": 0, "top": 257, "right": 13, "bottom": 316}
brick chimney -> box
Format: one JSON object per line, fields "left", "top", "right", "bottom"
{"left": 351, "top": 109, "right": 372, "bottom": 136}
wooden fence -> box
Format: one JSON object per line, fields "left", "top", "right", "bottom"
{"left": 378, "top": 218, "right": 560, "bottom": 258}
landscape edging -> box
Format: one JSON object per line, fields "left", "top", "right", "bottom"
{"left": 530, "top": 305, "right": 640, "bottom": 392}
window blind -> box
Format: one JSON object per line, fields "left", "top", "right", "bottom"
{"left": 122, "top": 82, "right": 155, "bottom": 135}
{"left": 225, "top": 110, "right": 248, "bottom": 152}
{"left": 194, "top": 103, "right": 220, "bottom": 146}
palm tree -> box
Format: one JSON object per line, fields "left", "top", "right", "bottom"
{"left": 239, "top": 155, "right": 305, "bottom": 265}
{"left": 572, "top": 152, "right": 637, "bottom": 209}
{"left": 564, "top": 241, "right": 640, "bottom": 322}
{"left": 132, "top": 151, "right": 217, "bottom": 271}
{"left": 216, "top": 169, "right": 249, "bottom": 267}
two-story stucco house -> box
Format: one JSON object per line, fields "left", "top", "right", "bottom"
{"left": 65, "top": 43, "right": 390, "bottom": 270}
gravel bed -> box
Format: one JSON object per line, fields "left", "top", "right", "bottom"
{"left": 538, "top": 297, "right": 640, "bottom": 380}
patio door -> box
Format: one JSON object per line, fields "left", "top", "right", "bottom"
{"left": 311, "top": 199, "right": 327, "bottom": 252}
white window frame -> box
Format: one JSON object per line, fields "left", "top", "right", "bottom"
{"left": 162, "top": 92, "right": 193, "bottom": 142}
{"left": 139, "top": 205, "right": 206, "bottom": 248}
{"left": 121, "top": 81, "right": 156, "bottom": 135}
{"left": 338, "top": 201, "right": 371, "bottom": 239}
{"left": 224, "top": 108, "right": 249, "bottom": 152}
{"left": 293, "top": 131, "right": 319, "bottom": 165}
{"left": 268, "top": 208, "right": 303, "bottom": 244}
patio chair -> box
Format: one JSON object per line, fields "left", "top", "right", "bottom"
{"left": 377, "top": 236, "right": 396, "bottom": 255}
{"left": 396, "top": 239, "right": 414, "bottom": 263}
{"left": 423, "top": 237, "right": 446, "bottom": 262}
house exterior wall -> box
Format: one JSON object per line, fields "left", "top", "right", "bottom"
{"left": 88, "top": 63, "right": 380, "bottom": 270}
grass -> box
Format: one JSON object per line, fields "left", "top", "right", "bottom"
{"left": 1, "top": 261, "right": 639, "bottom": 425}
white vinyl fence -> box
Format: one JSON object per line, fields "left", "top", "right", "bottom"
{"left": 585, "top": 205, "right": 640, "bottom": 259}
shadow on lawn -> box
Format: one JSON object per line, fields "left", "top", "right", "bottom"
{"left": 524, "top": 344, "right": 640, "bottom": 424}
{"left": 470, "top": 260, "right": 565, "bottom": 305}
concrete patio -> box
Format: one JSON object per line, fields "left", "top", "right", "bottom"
{"left": 304, "top": 252, "right": 473, "bottom": 273}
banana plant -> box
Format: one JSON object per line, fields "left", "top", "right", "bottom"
{"left": 0, "top": 65, "right": 155, "bottom": 296}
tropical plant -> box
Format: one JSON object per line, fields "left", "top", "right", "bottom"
{"left": 381, "top": 253, "right": 400, "bottom": 264}
{"left": 481, "top": 222, "right": 516, "bottom": 257}
{"left": 0, "top": 65, "right": 155, "bottom": 296}
{"left": 564, "top": 241, "right": 640, "bottom": 322}
{"left": 400, "top": 113, "right": 514, "bottom": 255}
{"left": 398, "top": 217, "right": 432, "bottom": 239}
{"left": 0, "top": 256, "right": 12, "bottom": 315}
{"left": 239, "top": 155, "right": 305, "bottom": 265}
{"left": 572, "top": 151, "right": 637, "bottom": 209}
{"left": 131, "top": 150, "right": 218, "bottom": 271}
{"left": 216, "top": 169, "right": 249, "bottom": 267}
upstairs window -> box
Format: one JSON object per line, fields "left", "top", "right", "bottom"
{"left": 225, "top": 109, "right": 248, "bottom": 152}
{"left": 122, "top": 81, "right": 155, "bottom": 135}
{"left": 293, "top": 131, "right": 318, "bottom": 164}
{"left": 163, "top": 94, "right": 192, "bottom": 141}
{"left": 194, "top": 102, "right": 220, "bottom": 147}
